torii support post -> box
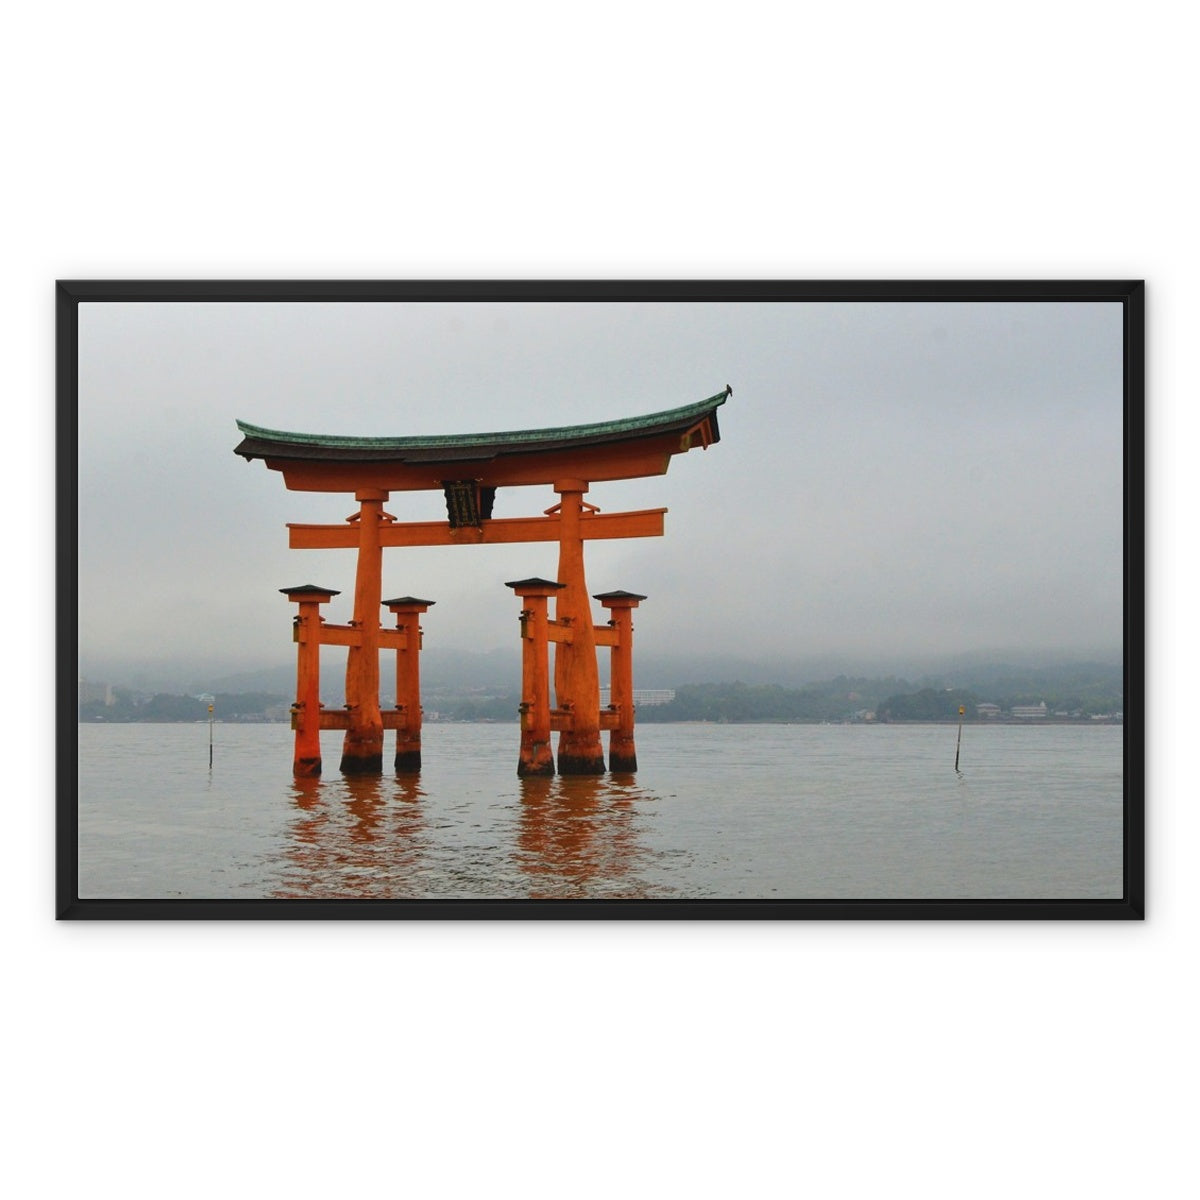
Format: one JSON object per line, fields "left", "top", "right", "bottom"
{"left": 551, "top": 479, "right": 606, "bottom": 775}
{"left": 507, "top": 578, "right": 562, "bottom": 777}
{"left": 595, "top": 590, "right": 647, "bottom": 772}
{"left": 281, "top": 584, "right": 340, "bottom": 778}
{"left": 384, "top": 596, "right": 434, "bottom": 772}
{"left": 340, "top": 489, "right": 389, "bottom": 775}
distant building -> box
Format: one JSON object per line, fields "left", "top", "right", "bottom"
{"left": 975, "top": 702, "right": 1001, "bottom": 719}
{"left": 1011, "top": 701, "right": 1048, "bottom": 719}
{"left": 599, "top": 687, "right": 676, "bottom": 707}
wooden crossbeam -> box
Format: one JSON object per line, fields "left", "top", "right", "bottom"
{"left": 543, "top": 622, "right": 619, "bottom": 646}
{"left": 549, "top": 708, "right": 622, "bottom": 732}
{"left": 296, "top": 624, "right": 410, "bottom": 650}
{"left": 317, "top": 709, "right": 413, "bottom": 731}
{"left": 287, "top": 508, "right": 666, "bottom": 550}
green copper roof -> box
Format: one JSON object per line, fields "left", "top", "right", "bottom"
{"left": 235, "top": 388, "right": 728, "bottom": 463}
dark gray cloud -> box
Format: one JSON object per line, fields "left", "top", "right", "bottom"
{"left": 77, "top": 300, "right": 1123, "bottom": 683}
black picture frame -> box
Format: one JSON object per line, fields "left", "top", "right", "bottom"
{"left": 57, "top": 279, "right": 1144, "bottom": 919}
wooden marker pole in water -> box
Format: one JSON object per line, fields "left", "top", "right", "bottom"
{"left": 954, "top": 704, "right": 965, "bottom": 772}
{"left": 208, "top": 703, "right": 214, "bottom": 768}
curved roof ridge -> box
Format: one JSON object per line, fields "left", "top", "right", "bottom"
{"left": 235, "top": 388, "right": 729, "bottom": 452}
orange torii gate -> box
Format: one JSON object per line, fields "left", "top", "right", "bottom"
{"left": 234, "top": 388, "right": 727, "bottom": 777}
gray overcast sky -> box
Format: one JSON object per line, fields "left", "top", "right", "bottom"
{"left": 77, "top": 299, "right": 1124, "bottom": 684}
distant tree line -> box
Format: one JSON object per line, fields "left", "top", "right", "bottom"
{"left": 435, "top": 694, "right": 522, "bottom": 722}
{"left": 876, "top": 688, "right": 978, "bottom": 722}
{"left": 876, "top": 663, "right": 1125, "bottom": 721}
{"left": 637, "top": 678, "right": 901, "bottom": 724}
{"left": 79, "top": 690, "right": 287, "bottom": 723}
{"left": 80, "top": 664, "right": 1124, "bottom": 724}
{"left": 638, "top": 665, "right": 1123, "bottom": 724}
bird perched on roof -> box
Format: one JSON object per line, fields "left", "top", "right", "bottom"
{"left": 725, "top": 384, "right": 733, "bottom": 397}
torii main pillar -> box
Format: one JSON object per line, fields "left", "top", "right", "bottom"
{"left": 339, "top": 489, "right": 391, "bottom": 773}
{"left": 551, "top": 479, "right": 605, "bottom": 774}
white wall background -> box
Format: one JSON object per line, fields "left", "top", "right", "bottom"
{"left": 7, "top": 3, "right": 1188, "bottom": 1197}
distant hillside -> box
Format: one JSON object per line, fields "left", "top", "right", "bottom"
{"left": 142, "top": 648, "right": 1124, "bottom": 695}
{"left": 78, "top": 690, "right": 289, "bottom": 724}
{"left": 638, "top": 663, "right": 1124, "bottom": 724}
{"left": 80, "top": 655, "right": 1124, "bottom": 724}
{"left": 200, "top": 646, "right": 520, "bottom": 701}
{"left": 637, "top": 677, "right": 905, "bottom": 724}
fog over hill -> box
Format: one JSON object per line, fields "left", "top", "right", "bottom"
{"left": 81, "top": 644, "right": 1123, "bottom": 704}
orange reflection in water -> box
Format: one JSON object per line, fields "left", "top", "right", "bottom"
{"left": 274, "top": 773, "right": 427, "bottom": 898}
{"left": 272, "top": 768, "right": 655, "bottom": 899}
{"left": 515, "top": 773, "right": 647, "bottom": 898}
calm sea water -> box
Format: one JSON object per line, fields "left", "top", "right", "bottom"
{"left": 76, "top": 722, "right": 1125, "bottom": 901}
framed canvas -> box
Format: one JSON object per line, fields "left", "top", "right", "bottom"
{"left": 57, "top": 280, "right": 1144, "bottom": 918}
